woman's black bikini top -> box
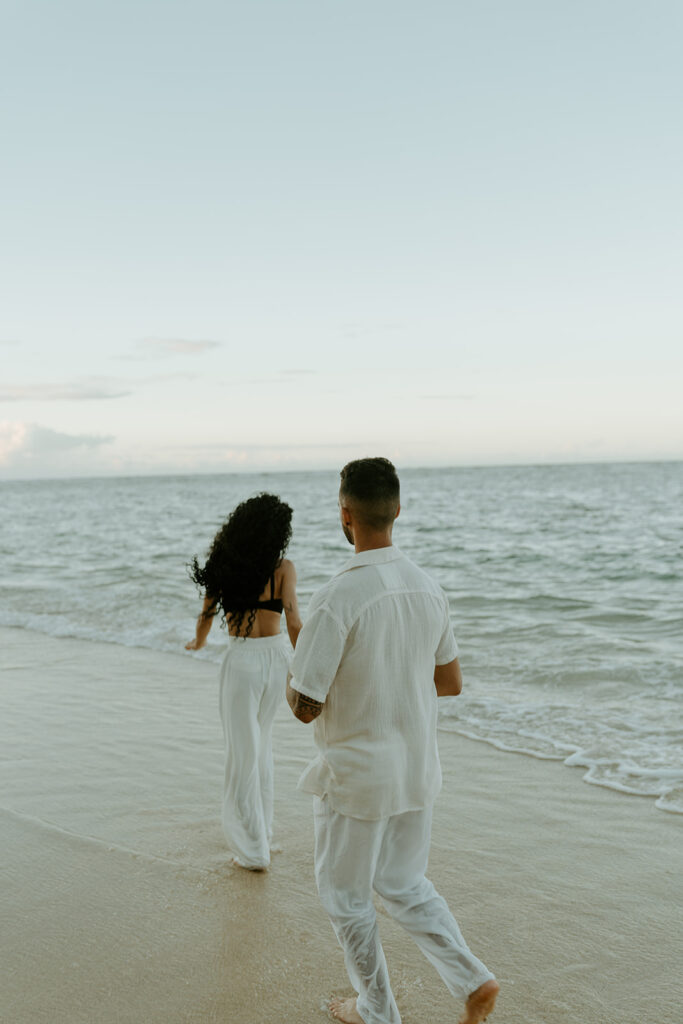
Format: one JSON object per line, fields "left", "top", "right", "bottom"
{"left": 254, "top": 575, "right": 283, "bottom": 613}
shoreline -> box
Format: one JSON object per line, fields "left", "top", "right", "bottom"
{"left": 3, "top": 619, "right": 679, "bottom": 817}
{"left": 2, "top": 625, "right": 681, "bottom": 1024}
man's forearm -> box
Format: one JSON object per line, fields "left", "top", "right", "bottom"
{"left": 286, "top": 674, "right": 324, "bottom": 723}
{"left": 286, "top": 676, "right": 298, "bottom": 713}
{"left": 434, "top": 658, "right": 462, "bottom": 696}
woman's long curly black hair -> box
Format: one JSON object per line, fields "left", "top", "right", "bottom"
{"left": 189, "top": 493, "right": 293, "bottom": 637}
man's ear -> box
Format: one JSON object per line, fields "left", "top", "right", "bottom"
{"left": 340, "top": 504, "right": 354, "bottom": 527}
{"left": 394, "top": 503, "right": 401, "bottom": 520}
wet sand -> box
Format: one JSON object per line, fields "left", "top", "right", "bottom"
{"left": 1, "top": 625, "right": 681, "bottom": 1024}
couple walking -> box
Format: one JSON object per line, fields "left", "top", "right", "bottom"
{"left": 187, "top": 457, "right": 498, "bottom": 1024}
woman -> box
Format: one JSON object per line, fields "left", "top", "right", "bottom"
{"left": 186, "top": 493, "right": 302, "bottom": 871}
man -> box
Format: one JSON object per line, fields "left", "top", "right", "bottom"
{"left": 287, "top": 457, "right": 499, "bottom": 1024}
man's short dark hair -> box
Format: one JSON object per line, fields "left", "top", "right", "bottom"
{"left": 339, "top": 457, "right": 400, "bottom": 531}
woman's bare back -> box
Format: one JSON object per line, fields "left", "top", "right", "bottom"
{"left": 229, "top": 559, "right": 301, "bottom": 645}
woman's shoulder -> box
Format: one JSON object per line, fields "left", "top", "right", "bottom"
{"left": 278, "top": 557, "right": 296, "bottom": 576}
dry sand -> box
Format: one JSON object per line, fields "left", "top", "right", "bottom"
{"left": 1, "top": 625, "right": 681, "bottom": 1024}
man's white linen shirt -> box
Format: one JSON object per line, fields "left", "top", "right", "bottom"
{"left": 289, "top": 546, "right": 458, "bottom": 820}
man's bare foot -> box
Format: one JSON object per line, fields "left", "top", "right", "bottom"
{"left": 458, "top": 979, "right": 500, "bottom": 1024}
{"left": 329, "top": 995, "right": 365, "bottom": 1023}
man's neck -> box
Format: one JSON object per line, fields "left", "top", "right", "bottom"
{"left": 353, "top": 532, "right": 394, "bottom": 553}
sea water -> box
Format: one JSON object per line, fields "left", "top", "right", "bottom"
{"left": 1, "top": 462, "right": 682, "bottom": 813}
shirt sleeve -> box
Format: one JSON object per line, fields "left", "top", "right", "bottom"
{"left": 289, "top": 604, "right": 346, "bottom": 703}
{"left": 435, "top": 595, "right": 459, "bottom": 665}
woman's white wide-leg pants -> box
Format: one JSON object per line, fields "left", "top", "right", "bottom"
{"left": 313, "top": 796, "right": 495, "bottom": 1024}
{"left": 219, "top": 635, "right": 289, "bottom": 869}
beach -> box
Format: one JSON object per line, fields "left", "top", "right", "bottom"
{"left": 2, "top": 624, "right": 681, "bottom": 1024}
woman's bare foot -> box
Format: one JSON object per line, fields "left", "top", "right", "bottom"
{"left": 458, "top": 979, "right": 500, "bottom": 1023}
{"left": 329, "top": 995, "right": 365, "bottom": 1023}
{"left": 230, "top": 857, "right": 267, "bottom": 873}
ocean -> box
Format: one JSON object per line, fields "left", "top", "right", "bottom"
{"left": 1, "top": 461, "right": 682, "bottom": 814}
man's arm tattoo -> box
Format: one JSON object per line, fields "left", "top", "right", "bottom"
{"left": 286, "top": 675, "right": 324, "bottom": 723}
{"left": 288, "top": 690, "right": 323, "bottom": 723}
{"left": 295, "top": 691, "right": 324, "bottom": 720}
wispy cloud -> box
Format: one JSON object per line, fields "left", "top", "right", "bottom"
{"left": 133, "top": 338, "right": 223, "bottom": 357}
{"left": 0, "top": 421, "right": 114, "bottom": 467}
{"left": 421, "top": 394, "right": 475, "bottom": 401}
{"left": 339, "top": 322, "right": 404, "bottom": 340}
{"left": 173, "top": 441, "right": 370, "bottom": 452}
{"left": 140, "top": 440, "right": 384, "bottom": 473}
{"left": 0, "top": 379, "right": 132, "bottom": 401}
{"left": 213, "top": 369, "right": 319, "bottom": 386}
{"left": 0, "top": 373, "right": 198, "bottom": 402}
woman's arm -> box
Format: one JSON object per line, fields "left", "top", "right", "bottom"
{"left": 280, "top": 559, "right": 303, "bottom": 648}
{"left": 185, "top": 595, "right": 218, "bottom": 651}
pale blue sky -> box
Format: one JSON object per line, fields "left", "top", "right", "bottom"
{"left": 1, "top": 0, "right": 682, "bottom": 478}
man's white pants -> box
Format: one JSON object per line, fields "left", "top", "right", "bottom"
{"left": 313, "top": 796, "right": 494, "bottom": 1024}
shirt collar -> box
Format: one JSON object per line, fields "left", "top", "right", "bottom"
{"left": 334, "top": 545, "right": 403, "bottom": 576}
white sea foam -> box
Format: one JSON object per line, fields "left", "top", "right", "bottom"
{"left": 437, "top": 693, "right": 683, "bottom": 814}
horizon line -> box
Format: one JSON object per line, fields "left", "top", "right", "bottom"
{"left": 1, "top": 455, "right": 682, "bottom": 485}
